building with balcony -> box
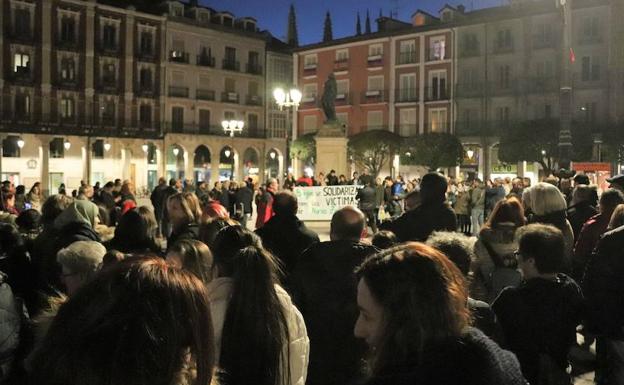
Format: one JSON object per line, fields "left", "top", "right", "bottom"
{"left": 0, "top": 0, "right": 286, "bottom": 194}
{"left": 294, "top": 13, "right": 453, "bottom": 144}
{"left": 454, "top": 0, "right": 614, "bottom": 180}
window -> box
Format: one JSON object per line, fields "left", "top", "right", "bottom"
{"left": 367, "top": 76, "right": 384, "bottom": 92}
{"left": 429, "top": 109, "right": 447, "bottom": 133}
{"left": 2, "top": 137, "right": 21, "bottom": 158}
{"left": 429, "top": 70, "right": 447, "bottom": 99}
{"left": 398, "top": 40, "right": 416, "bottom": 64}
{"left": 60, "top": 17, "right": 76, "bottom": 43}
{"left": 303, "top": 115, "right": 317, "bottom": 133}
{"left": 366, "top": 111, "right": 383, "bottom": 129}
{"left": 102, "top": 100, "right": 115, "bottom": 124}
{"left": 92, "top": 140, "right": 105, "bottom": 159}
{"left": 399, "top": 108, "right": 417, "bottom": 136}
{"left": 303, "top": 84, "right": 317, "bottom": 101}
{"left": 140, "top": 104, "right": 152, "bottom": 125}
{"left": 172, "top": 107, "right": 184, "bottom": 131}
{"left": 496, "top": 29, "right": 513, "bottom": 50}
{"left": 13, "top": 53, "right": 30, "bottom": 73}
{"left": 171, "top": 39, "right": 185, "bottom": 58}
{"left": 139, "top": 68, "right": 152, "bottom": 89}
{"left": 140, "top": 32, "right": 153, "bottom": 55}
{"left": 61, "top": 98, "right": 74, "bottom": 118}
{"left": 462, "top": 109, "right": 478, "bottom": 128}
{"left": 14, "top": 8, "right": 31, "bottom": 36}
{"left": 581, "top": 56, "right": 600, "bottom": 81}
{"left": 248, "top": 51, "right": 259, "bottom": 66}
{"left": 248, "top": 81, "right": 259, "bottom": 97}
{"left": 535, "top": 61, "right": 553, "bottom": 78}
{"left": 103, "top": 63, "right": 116, "bottom": 84}
{"left": 223, "top": 111, "right": 235, "bottom": 121}
{"left": 534, "top": 23, "right": 552, "bottom": 47}
{"left": 461, "top": 68, "right": 479, "bottom": 87}
{"left": 335, "top": 49, "right": 349, "bottom": 62}
{"left": 61, "top": 58, "right": 76, "bottom": 81}
{"left": 15, "top": 94, "right": 30, "bottom": 118}
{"left": 498, "top": 65, "right": 511, "bottom": 88}
{"left": 225, "top": 47, "right": 236, "bottom": 62}
{"left": 429, "top": 37, "right": 446, "bottom": 60}
{"left": 582, "top": 17, "right": 600, "bottom": 41}
{"left": 399, "top": 74, "right": 417, "bottom": 101}
{"left": 199, "top": 109, "right": 211, "bottom": 132}
{"left": 102, "top": 24, "right": 117, "bottom": 49}
{"left": 496, "top": 106, "right": 510, "bottom": 124}
{"left": 336, "top": 80, "right": 349, "bottom": 98}
{"left": 225, "top": 78, "right": 236, "bottom": 93}
{"left": 462, "top": 33, "right": 479, "bottom": 55}
{"left": 304, "top": 55, "right": 317, "bottom": 68}
{"left": 368, "top": 44, "right": 383, "bottom": 57}
{"left": 248, "top": 114, "right": 259, "bottom": 131}
{"left": 50, "top": 138, "right": 65, "bottom": 159}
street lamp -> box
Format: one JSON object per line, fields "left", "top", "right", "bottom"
{"left": 221, "top": 120, "right": 245, "bottom": 137}
{"left": 104, "top": 142, "right": 111, "bottom": 152}
{"left": 273, "top": 87, "right": 302, "bottom": 178}
{"left": 63, "top": 140, "right": 71, "bottom": 150}
{"left": 466, "top": 149, "right": 475, "bottom": 159}
{"left": 172, "top": 147, "right": 180, "bottom": 157}
{"left": 224, "top": 149, "right": 231, "bottom": 158}
{"left": 17, "top": 138, "right": 25, "bottom": 149}
{"left": 142, "top": 144, "right": 149, "bottom": 153}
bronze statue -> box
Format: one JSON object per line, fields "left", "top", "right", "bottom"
{"left": 321, "top": 73, "right": 337, "bottom": 123}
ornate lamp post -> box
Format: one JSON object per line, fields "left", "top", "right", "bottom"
{"left": 221, "top": 120, "right": 245, "bottom": 180}
{"left": 273, "top": 88, "right": 301, "bottom": 176}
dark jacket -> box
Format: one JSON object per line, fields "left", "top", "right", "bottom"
{"left": 485, "top": 185, "right": 506, "bottom": 211}
{"left": 583, "top": 225, "right": 624, "bottom": 339}
{"left": 492, "top": 275, "right": 583, "bottom": 384}
{"left": 234, "top": 186, "right": 253, "bottom": 214}
{"left": 167, "top": 223, "right": 200, "bottom": 250}
{"left": 150, "top": 184, "right": 168, "bottom": 219}
{"left": 55, "top": 222, "right": 102, "bottom": 250}
{"left": 379, "top": 202, "right": 457, "bottom": 242}
{"left": 361, "top": 328, "right": 526, "bottom": 385}
{"left": 291, "top": 240, "right": 378, "bottom": 385}
{"left": 97, "top": 190, "right": 116, "bottom": 211}
{"left": 255, "top": 214, "right": 319, "bottom": 281}
{"left": 573, "top": 213, "right": 610, "bottom": 279}
{"left": 356, "top": 185, "right": 376, "bottom": 211}
{"left": 567, "top": 202, "right": 598, "bottom": 240}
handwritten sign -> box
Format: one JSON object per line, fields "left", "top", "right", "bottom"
{"left": 294, "top": 185, "right": 360, "bottom": 220}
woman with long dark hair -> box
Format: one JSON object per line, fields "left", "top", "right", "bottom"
{"left": 29, "top": 257, "right": 215, "bottom": 385}
{"left": 107, "top": 207, "right": 161, "bottom": 255}
{"left": 354, "top": 243, "right": 525, "bottom": 385}
{"left": 209, "top": 225, "right": 308, "bottom": 385}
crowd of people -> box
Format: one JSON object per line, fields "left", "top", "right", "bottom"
{"left": 0, "top": 168, "right": 622, "bottom": 385}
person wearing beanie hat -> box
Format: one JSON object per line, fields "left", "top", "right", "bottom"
{"left": 380, "top": 172, "right": 456, "bottom": 242}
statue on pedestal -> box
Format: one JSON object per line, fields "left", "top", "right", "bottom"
{"left": 318, "top": 73, "right": 344, "bottom": 137}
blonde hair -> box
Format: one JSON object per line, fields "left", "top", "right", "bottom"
{"left": 523, "top": 182, "right": 567, "bottom": 216}
{"left": 168, "top": 192, "right": 203, "bottom": 225}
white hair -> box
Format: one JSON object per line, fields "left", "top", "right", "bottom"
{"left": 523, "top": 182, "right": 567, "bottom": 216}
{"left": 57, "top": 241, "right": 106, "bottom": 276}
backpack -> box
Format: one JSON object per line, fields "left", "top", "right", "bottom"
{"left": 480, "top": 239, "right": 522, "bottom": 300}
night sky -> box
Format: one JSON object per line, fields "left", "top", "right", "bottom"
{"left": 200, "top": 0, "right": 506, "bottom": 45}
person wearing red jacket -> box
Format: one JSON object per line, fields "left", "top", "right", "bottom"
{"left": 255, "top": 178, "right": 278, "bottom": 229}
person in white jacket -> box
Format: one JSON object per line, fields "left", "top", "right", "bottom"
{"left": 208, "top": 225, "right": 309, "bottom": 385}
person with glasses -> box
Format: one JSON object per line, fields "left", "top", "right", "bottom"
{"left": 492, "top": 223, "right": 583, "bottom": 385}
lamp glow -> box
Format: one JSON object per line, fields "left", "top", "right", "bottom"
{"left": 104, "top": 142, "right": 111, "bottom": 152}
{"left": 173, "top": 147, "right": 180, "bottom": 156}
{"left": 142, "top": 144, "right": 149, "bottom": 153}
{"left": 63, "top": 140, "right": 71, "bottom": 150}
{"left": 273, "top": 88, "right": 286, "bottom": 105}
{"left": 17, "top": 139, "right": 25, "bottom": 149}
{"left": 290, "top": 89, "right": 302, "bottom": 104}
{"left": 466, "top": 149, "right": 474, "bottom": 159}
{"left": 224, "top": 149, "right": 231, "bottom": 158}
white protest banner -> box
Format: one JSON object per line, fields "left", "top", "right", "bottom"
{"left": 293, "top": 185, "right": 360, "bottom": 221}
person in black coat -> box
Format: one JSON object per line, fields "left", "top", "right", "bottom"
{"left": 493, "top": 223, "right": 583, "bottom": 385}
{"left": 161, "top": 179, "right": 180, "bottom": 238}
{"left": 256, "top": 191, "right": 319, "bottom": 285}
{"left": 290, "top": 207, "right": 378, "bottom": 385}
{"left": 567, "top": 184, "right": 598, "bottom": 240}
{"left": 150, "top": 178, "right": 168, "bottom": 235}
{"left": 583, "top": 223, "right": 624, "bottom": 385}
{"left": 356, "top": 181, "right": 378, "bottom": 233}
{"left": 380, "top": 172, "right": 456, "bottom": 242}
{"left": 234, "top": 180, "right": 254, "bottom": 228}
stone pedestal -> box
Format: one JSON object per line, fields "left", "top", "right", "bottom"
{"left": 315, "top": 122, "right": 348, "bottom": 178}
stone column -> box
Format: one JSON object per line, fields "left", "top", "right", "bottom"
{"left": 124, "top": 11, "right": 135, "bottom": 128}
{"left": 210, "top": 148, "right": 220, "bottom": 185}
{"left": 39, "top": 136, "right": 51, "bottom": 196}
{"left": 85, "top": 3, "right": 96, "bottom": 126}
{"left": 41, "top": 0, "right": 53, "bottom": 119}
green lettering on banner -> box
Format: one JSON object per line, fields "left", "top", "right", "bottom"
{"left": 492, "top": 164, "right": 517, "bottom": 174}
